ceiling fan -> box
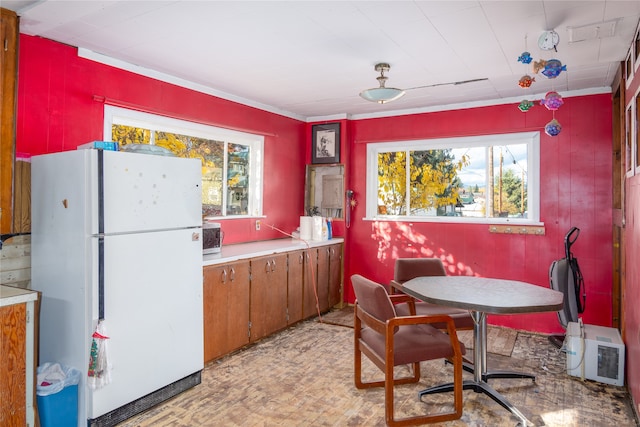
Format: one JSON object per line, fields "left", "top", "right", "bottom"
{"left": 359, "top": 62, "right": 488, "bottom": 104}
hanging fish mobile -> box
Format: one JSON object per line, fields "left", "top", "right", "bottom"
{"left": 545, "top": 119, "right": 562, "bottom": 137}
{"left": 541, "top": 59, "right": 566, "bottom": 79}
{"left": 518, "top": 75, "right": 535, "bottom": 88}
{"left": 532, "top": 60, "right": 547, "bottom": 74}
{"left": 517, "top": 51, "right": 533, "bottom": 64}
{"left": 540, "top": 91, "right": 564, "bottom": 111}
{"left": 518, "top": 100, "right": 535, "bottom": 112}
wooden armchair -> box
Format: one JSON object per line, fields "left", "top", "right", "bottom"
{"left": 352, "top": 274, "right": 465, "bottom": 426}
{"left": 391, "top": 258, "right": 474, "bottom": 331}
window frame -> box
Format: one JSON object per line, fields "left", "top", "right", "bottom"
{"left": 103, "top": 105, "right": 264, "bottom": 219}
{"left": 365, "top": 132, "right": 541, "bottom": 225}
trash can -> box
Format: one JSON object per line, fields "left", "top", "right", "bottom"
{"left": 36, "top": 363, "right": 81, "bottom": 427}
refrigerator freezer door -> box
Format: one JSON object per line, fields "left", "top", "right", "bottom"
{"left": 88, "top": 228, "right": 204, "bottom": 418}
{"left": 99, "top": 150, "right": 202, "bottom": 234}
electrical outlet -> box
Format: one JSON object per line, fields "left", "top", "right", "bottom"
{"left": 256, "top": 220, "right": 261, "bottom": 231}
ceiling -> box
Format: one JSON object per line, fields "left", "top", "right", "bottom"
{"left": 4, "top": 1, "right": 640, "bottom": 121}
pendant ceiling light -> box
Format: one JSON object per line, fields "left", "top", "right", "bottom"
{"left": 359, "top": 63, "right": 405, "bottom": 104}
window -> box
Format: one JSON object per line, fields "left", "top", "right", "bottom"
{"left": 366, "top": 132, "right": 540, "bottom": 223}
{"left": 104, "top": 105, "right": 264, "bottom": 218}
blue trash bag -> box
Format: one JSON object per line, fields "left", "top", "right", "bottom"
{"left": 36, "top": 363, "right": 81, "bottom": 396}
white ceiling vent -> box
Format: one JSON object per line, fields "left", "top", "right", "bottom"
{"left": 567, "top": 19, "right": 619, "bottom": 43}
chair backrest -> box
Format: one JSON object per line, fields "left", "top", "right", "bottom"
{"left": 351, "top": 274, "right": 397, "bottom": 323}
{"left": 394, "top": 258, "right": 446, "bottom": 283}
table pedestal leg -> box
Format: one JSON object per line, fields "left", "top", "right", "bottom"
{"left": 419, "top": 311, "right": 531, "bottom": 426}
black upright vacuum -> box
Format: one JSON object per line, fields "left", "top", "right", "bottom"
{"left": 548, "top": 227, "right": 586, "bottom": 348}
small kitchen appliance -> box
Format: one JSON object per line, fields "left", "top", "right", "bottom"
{"left": 203, "top": 222, "right": 222, "bottom": 254}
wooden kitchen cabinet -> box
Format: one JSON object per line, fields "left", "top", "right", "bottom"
{"left": 250, "top": 253, "right": 288, "bottom": 342}
{"left": 203, "top": 260, "right": 250, "bottom": 363}
{"left": 316, "top": 247, "right": 330, "bottom": 313}
{"left": 202, "top": 240, "right": 343, "bottom": 362}
{"left": 301, "top": 244, "right": 340, "bottom": 319}
{"left": 302, "top": 248, "right": 319, "bottom": 319}
{"left": 328, "top": 243, "right": 343, "bottom": 308}
{"left": 0, "top": 286, "right": 37, "bottom": 427}
{"left": 1, "top": 9, "right": 19, "bottom": 234}
{"left": 287, "top": 250, "right": 305, "bottom": 325}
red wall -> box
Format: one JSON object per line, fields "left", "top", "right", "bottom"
{"left": 623, "top": 73, "right": 640, "bottom": 414}
{"left": 342, "top": 95, "right": 614, "bottom": 334}
{"left": 16, "top": 35, "right": 307, "bottom": 243}
{"left": 16, "top": 35, "right": 615, "bottom": 337}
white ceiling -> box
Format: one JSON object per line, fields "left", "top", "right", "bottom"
{"left": 4, "top": 1, "right": 640, "bottom": 121}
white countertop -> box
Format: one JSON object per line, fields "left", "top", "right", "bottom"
{"left": 203, "top": 238, "right": 344, "bottom": 266}
{"left": 0, "top": 285, "right": 39, "bottom": 307}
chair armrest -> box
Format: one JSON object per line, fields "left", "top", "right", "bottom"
{"left": 387, "top": 314, "right": 464, "bottom": 356}
{"left": 388, "top": 294, "right": 413, "bottom": 304}
{"left": 389, "top": 294, "right": 417, "bottom": 315}
{"left": 389, "top": 279, "right": 404, "bottom": 294}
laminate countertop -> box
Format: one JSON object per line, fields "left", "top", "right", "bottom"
{"left": 202, "top": 238, "right": 344, "bottom": 266}
{"left": 0, "top": 285, "right": 39, "bottom": 307}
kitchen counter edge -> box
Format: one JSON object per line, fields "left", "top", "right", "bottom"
{"left": 203, "top": 238, "right": 344, "bottom": 267}
{"left": 0, "top": 285, "right": 39, "bottom": 307}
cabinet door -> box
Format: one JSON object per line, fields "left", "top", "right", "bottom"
{"left": 328, "top": 243, "right": 343, "bottom": 308}
{"left": 317, "top": 247, "right": 330, "bottom": 313}
{"left": 287, "top": 250, "right": 304, "bottom": 325}
{"left": 0, "top": 303, "right": 26, "bottom": 426}
{"left": 250, "top": 253, "right": 288, "bottom": 341}
{"left": 203, "top": 261, "right": 250, "bottom": 363}
{"left": 302, "top": 248, "right": 318, "bottom": 319}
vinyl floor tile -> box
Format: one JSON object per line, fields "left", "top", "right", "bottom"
{"left": 117, "top": 317, "right": 638, "bottom": 427}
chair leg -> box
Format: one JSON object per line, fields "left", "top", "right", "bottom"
{"left": 385, "top": 358, "right": 464, "bottom": 426}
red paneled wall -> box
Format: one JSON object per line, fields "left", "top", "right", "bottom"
{"left": 16, "top": 35, "right": 307, "bottom": 244}
{"left": 342, "top": 95, "right": 613, "bottom": 334}
{"left": 623, "top": 72, "right": 640, "bottom": 414}
{"left": 16, "top": 35, "right": 615, "bottom": 337}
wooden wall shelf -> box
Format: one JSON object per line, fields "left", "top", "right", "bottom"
{"left": 488, "top": 225, "right": 545, "bottom": 235}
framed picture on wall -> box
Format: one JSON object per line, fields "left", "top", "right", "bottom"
{"left": 312, "top": 123, "right": 340, "bottom": 164}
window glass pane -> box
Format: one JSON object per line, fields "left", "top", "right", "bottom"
{"left": 377, "top": 151, "right": 406, "bottom": 215}
{"left": 409, "top": 149, "right": 468, "bottom": 217}
{"left": 489, "top": 144, "right": 528, "bottom": 219}
{"left": 106, "top": 105, "right": 264, "bottom": 219}
{"left": 454, "top": 146, "right": 485, "bottom": 218}
{"left": 367, "top": 132, "right": 537, "bottom": 223}
{"left": 226, "top": 143, "right": 250, "bottom": 215}
{"left": 112, "top": 124, "right": 151, "bottom": 145}
{"left": 200, "top": 140, "right": 225, "bottom": 218}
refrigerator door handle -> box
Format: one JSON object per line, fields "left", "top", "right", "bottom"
{"left": 98, "top": 150, "right": 106, "bottom": 320}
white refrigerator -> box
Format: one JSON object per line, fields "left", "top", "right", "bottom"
{"left": 31, "top": 149, "right": 204, "bottom": 426}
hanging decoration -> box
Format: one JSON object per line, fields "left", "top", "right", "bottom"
{"left": 541, "top": 59, "right": 567, "bottom": 79}
{"left": 518, "top": 75, "right": 535, "bottom": 88}
{"left": 532, "top": 59, "right": 547, "bottom": 74}
{"left": 87, "top": 320, "right": 111, "bottom": 389}
{"left": 540, "top": 91, "right": 564, "bottom": 110}
{"left": 516, "top": 36, "right": 535, "bottom": 112}
{"left": 545, "top": 118, "right": 562, "bottom": 137}
{"left": 517, "top": 51, "right": 532, "bottom": 64}
{"left": 518, "top": 100, "right": 535, "bottom": 112}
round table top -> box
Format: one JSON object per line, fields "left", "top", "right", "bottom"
{"left": 402, "top": 276, "right": 564, "bottom": 315}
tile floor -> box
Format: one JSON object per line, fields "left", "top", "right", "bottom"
{"left": 117, "top": 314, "right": 638, "bottom": 427}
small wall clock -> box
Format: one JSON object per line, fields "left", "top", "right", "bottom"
{"left": 538, "top": 30, "right": 560, "bottom": 51}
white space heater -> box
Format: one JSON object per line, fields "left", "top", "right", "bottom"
{"left": 566, "top": 321, "right": 625, "bottom": 386}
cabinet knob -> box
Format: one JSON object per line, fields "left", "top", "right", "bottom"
{"left": 271, "top": 259, "right": 276, "bottom": 272}
{"left": 221, "top": 269, "right": 227, "bottom": 284}
{"left": 265, "top": 261, "right": 271, "bottom": 273}
{"left": 230, "top": 267, "right": 236, "bottom": 281}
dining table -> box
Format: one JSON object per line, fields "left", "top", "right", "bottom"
{"left": 401, "top": 275, "right": 564, "bottom": 426}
